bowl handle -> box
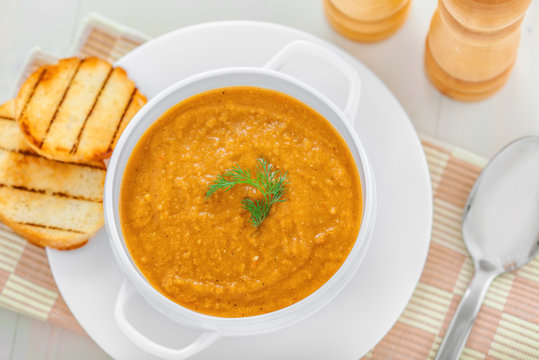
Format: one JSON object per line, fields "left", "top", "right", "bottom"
{"left": 264, "top": 40, "right": 361, "bottom": 122}
{"left": 114, "top": 279, "right": 220, "bottom": 360}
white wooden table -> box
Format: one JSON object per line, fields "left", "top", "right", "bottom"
{"left": 0, "top": 0, "right": 537, "bottom": 359}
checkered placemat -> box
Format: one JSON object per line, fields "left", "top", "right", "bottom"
{"left": 0, "top": 13, "right": 537, "bottom": 359}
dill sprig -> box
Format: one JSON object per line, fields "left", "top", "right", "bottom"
{"left": 205, "top": 158, "right": 289, "bottom": 227}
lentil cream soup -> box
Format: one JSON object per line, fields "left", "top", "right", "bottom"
{"left": 120, "top": 86, "right": 362, "bottom": 317}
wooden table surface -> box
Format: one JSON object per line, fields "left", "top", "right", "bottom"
{"left": 0, "top": 0, "right": 537, "bottom": 359}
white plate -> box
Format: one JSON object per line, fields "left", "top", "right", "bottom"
{"left": 48, "top": 21, "right": 432, "bottom": 360}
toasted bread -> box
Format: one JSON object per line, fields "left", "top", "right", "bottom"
{"left": 16, "top": 57, "right": 146, "bottom": 162}
{"left": 0, "top": 100, "right": 106, "bottom": 250}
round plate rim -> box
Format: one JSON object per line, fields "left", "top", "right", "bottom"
{"left": 48, "top": 19, "right": 433, "bottom": 360}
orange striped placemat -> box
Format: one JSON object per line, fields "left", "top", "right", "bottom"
{"left": 0, "top": 13, "right": 537, "bottom": 359}
{"left": 364, "top": 139, "right": 538, "bottom": 359}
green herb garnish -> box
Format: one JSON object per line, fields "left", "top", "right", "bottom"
{"left": 206, "top": 158, "right": 289, "bottom": 227}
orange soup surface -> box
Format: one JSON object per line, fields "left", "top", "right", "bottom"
{"left": 120, "top": 86, "right": 362, "bottom": 317}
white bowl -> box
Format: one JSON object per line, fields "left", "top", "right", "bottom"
{"left": 104, "top": 40, "right": 376, "bottom": 360}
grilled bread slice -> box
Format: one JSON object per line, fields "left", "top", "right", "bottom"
{"left": 16, "top": 57, "right": 146, "bottom": 162}
{"left": 0, "top": 100, "right": 106, "bottom": 250}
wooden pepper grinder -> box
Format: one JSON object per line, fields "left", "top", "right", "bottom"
{"left": 324, "top": 0, "right": 412, "bottom": 42}
{"left": 425, "top": 0, "right": 532, "bottom": 101}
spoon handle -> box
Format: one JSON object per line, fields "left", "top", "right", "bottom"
{"left": 435, "top": 267, "right": 496, "bottom": 360}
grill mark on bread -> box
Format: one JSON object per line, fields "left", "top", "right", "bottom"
{"left": 56, "top": 159, "right": 105, "bottom": 170}
{"left": 0, "top": 117, "right": 15, "bottom": 122}
{"left": 15, "top": 222, "right": 86, "bottom": 234}
{"left": 0, "top": 146, "right": 37, "bottom": 161}
{"left": 0, "top": 147, "right": 37, "bottom": 157}
{"left": 107, "top": 87, "right": 136, "bottom": 152}
{"left": 3, "top": 184, "right": 45, "bottom": 194}
{"left": 18, "top": 68, "right": 46, "bottom": 122}
{"left": 53, "top": 192, "right": 102, "bottom": 203}
{"left": 70, "top": 67, "right": 114, "bottom": 155}
{"left": 0, "top": 146, "right": 105, "bottom": 170}
{"left": 0, "top": 181, "right": 103, "bottom": 202}
{"left": 39, "top": 59, "right": 84, "bottom": 149}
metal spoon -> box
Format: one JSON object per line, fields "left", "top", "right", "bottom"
{"left": 435, "top": 136, "right": 539, "bottom": 360}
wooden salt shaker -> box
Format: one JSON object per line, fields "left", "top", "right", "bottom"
{"left": 324, "top": 0, "right": 412, "bottom": 42}
{"left": 425, "top": 0, "right": 532, "bottom": 101}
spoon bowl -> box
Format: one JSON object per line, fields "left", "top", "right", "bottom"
{"left": 463, "top": 136, "right": 539, "bottom": 272}
{"left": 436, "top": 136, "right": 539, "bottom": 360}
